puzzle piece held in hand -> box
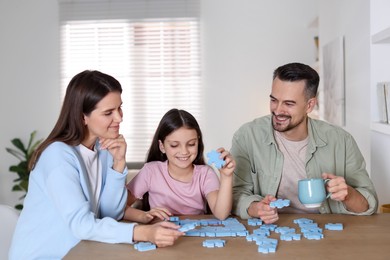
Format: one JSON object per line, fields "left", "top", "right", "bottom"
{"left": 179, "top": 222, "right": 198, "bottom": 232}
{"left": 270, "top": 199, "right": 290, "bottom": 209}
{"left": 207, "top": 150, "right": 225, "bottom": 169}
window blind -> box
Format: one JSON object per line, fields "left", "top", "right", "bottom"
{"left": 59, "top": 0, "right": 201, "bottom": 163}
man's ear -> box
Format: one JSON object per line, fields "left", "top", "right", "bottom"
{"left": 307, "top": 97, "right": 317, "bottom": 113}
{"left": 159, "top": 140, "right": 165, "bottom": 153}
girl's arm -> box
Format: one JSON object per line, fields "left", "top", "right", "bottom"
{"left": 206, "top": 148, "right": 235, "bottom": 220}
{"left": 123, "top": 192, "right": 173, "bottom": 223}
{"left": 123, "top": 192, "right": 154, "bottom": 223}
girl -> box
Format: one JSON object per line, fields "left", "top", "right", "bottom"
{"left": 124, "top": 108, "right": 235, "bottom": 222}
{"left": 9, "top": 71, "right": 183, "bottom": 260}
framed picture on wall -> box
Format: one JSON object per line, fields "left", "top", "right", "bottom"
{"left": 322, "top": 36, "right": 345, "bottom": 126}
{"left": 377, "top": 82, "right": 390, "bottom": 124}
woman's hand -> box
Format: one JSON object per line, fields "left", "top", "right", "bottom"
{"left": 133, "top": 221, "right": 184, "bottom": 247}
{"left": 99, "top": 134, "right": 127, "bottom": 172}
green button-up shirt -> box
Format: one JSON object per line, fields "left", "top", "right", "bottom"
{"left": 231, "top": 115, "right": 378, "bottom": 219}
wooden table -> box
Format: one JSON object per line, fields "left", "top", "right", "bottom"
{"left": 64, "top": 214, "right": 390, "bottom": 260}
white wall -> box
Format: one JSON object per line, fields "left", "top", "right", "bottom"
{"left": 370, "top": 0, "right": 390, "bottom": 207}
{"left": 0, "top": 0, "right": 61, "bottom": 207}
{"left": 201, "top": 0, "right": 319, "bottom": 151}
{"left": 318, "top": 0, "right": 371, "bottom": 171}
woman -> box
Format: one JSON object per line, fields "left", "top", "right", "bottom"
{"left": 9, "top": 70, "right": 183, "bottom": 260}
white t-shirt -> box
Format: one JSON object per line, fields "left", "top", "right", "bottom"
{"left": 274, "top": 131, "right": 319, "bottom": 213}
{"left": 78, "top": 144, "right": 102, "bottom": 215}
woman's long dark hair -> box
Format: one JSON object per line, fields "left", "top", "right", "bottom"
{"left": 146, "top": 108, "right": 205, "bottom": 165}
{"left": 29, "top": 70, "right": 122, "bottom": 170}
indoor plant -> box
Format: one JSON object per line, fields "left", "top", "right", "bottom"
{"left": 6, "top": 130, "right": 42, "bottom": 210}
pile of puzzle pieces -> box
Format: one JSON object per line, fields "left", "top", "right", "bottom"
{"left": 171, "top": 217, "right": 249, "bottom": 237}
{"left": 244, "top": 217, "right": 343, "bottom": 253}
{"left": 133, "top": 216, "right": 344, "bottom": 253}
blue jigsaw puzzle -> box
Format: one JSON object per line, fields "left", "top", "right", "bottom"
{"left": 207, "top": 150, "right": 225, "bottom": 169}
{"left": 172, "top": 217, "right": 248, "bottom": 237}
{"left": 165, "top": 216, "right": 343, "bottom": 254}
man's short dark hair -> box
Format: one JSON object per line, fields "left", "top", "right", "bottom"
{"left": 273, "top": 62, "right": 320, "bottom": 99}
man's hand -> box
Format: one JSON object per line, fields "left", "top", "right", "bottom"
{"left": 247, "top": 195, "right": 279, "bottom": 224}
{"left": 322, "top": 173, "right": 368, "bottom": 213}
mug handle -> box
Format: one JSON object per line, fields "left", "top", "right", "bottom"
{"left": 324, "top": 179, "right": 331, "bottom": 199}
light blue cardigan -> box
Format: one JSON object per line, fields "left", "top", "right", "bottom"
{"left": 9, "top": 141, "right": 135, "bottom": 260}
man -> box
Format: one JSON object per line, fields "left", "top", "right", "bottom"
{"left": 231, "top": 62, "right": 378, "bottom": 223}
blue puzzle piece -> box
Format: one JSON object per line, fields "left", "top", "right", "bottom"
{"left": 301, "top": 227, "right": 322, "bottom": 234}
{"left": 258, "top": 244, "right": 277, "bottom": 254}
{"left": 280, "top": 232, "right": 301, "bottom": 241}
{"left": 293, "top": 218, "right": 314, "bottom": 225}
{"left": 134, "top": 242, "right": 157, "bottom": 252}
{"left": 275, "top": 226, "right": 296, "bottom": 234}
{"left": 248, "top": 218, "right": 263, "bottom": 226}
{"left": 325, "top": 223, "right": 343, "bottom": 230}
{"left": 207, "top": 150, "right": 225, "bottom": 169}
{"left": 169, "top": 216, "right": 180, "bottom": 222}
{"left": 246, "top": 233, "right": 268, "bottom": 241}
{"left": 270, "top": 199, "right": 290, "bottom": 209}
{"left": 303, "top": 231, "right": 324, "bottom": 240}
{"left": 255, "top": 237, "right": 278, "bottom": 246}
{"left": 259, "top": 224, "right": 277, "bottom": 232}
{"left": 253, "top": 228, "right": 270, "bottom": 237}
{"left": 202, "top": 239, "right": 226, "bottom": 248}
{"left": 179, "top": 222, "right": 197, "bottom": 232}
{"left": 298, "top": 223, "right": 318, "bottom": 229}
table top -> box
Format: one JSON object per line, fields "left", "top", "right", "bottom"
{"left": 64, "top": 213, "right": 390, "bottom": 260}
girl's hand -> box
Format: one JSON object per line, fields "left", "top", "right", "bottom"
{"left": 99, "top": 134, "right": 127, "bottom": 172}
{"left": 216, "top": 147, "right": 235, "bottom": 177}
{"left": 146, "top": 207, "right": 173, "bottom": 222}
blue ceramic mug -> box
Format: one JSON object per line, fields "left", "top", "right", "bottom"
{"left": 298, "top": 178, "right": 330, "bottom": 208}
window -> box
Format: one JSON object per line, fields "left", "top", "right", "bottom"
{"left": 59, "top": 0, "right": 201, "bottom": 163}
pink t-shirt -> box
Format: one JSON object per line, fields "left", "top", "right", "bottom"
{"left": 127, "top": 161, "right": 220, "bottom": 215}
